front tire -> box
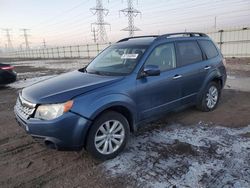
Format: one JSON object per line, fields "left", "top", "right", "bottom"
{"left": 86, "top": 111, "right": 129, "bottom": 160}
{"left": 198, "top": 81, "right": 221, "bottom": 112}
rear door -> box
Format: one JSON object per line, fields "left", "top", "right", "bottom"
{"left": 175, "top": 40, "right": 210, "bottom": 104}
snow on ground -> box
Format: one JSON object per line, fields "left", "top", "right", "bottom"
{"left": 103, "top": 124, "right": 250, "bottom": 188}
{"left": 8, "top": 59, "right": 90, "bottom": 89}
{"left": 11, "top": 59, "right": 90, "bottom": 71}
{"left": 8, "top": 75, "right": 56, "bottom": 89}
{"left": 226, "top": 75, "right": 250, "bottom": 92}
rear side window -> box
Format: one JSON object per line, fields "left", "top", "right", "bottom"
{"left": 176, "top": 41, "right": 203, "bottom": 66}
{"left": 198, "top": 40, "right": 218, "bottom": 59}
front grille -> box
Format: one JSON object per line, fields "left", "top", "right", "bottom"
{"left": 15, "top": 96, "right": 36, "bottom": 119}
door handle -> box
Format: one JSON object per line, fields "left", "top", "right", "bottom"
{"left": 173, "top": 75, "right": 182, "bottom": 80}
{"left": 204, "top": 66, "right": 211, "bottom": 70}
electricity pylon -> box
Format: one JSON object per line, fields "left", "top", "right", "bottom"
{"left": 20, "top": 28, "right": 31, "bottom": 49}
{"left": 2, "top": 28, "right": 13, "bottom": 50}
{"left": 120, "top": 0, "right": 141, "bottom": 37}
{"left": 90, "top": 0, "right": 110, "bottom": 43}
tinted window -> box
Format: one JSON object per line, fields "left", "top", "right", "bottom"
{"left": 176, "top": 41, "right": 203, "bottom": 66}
{"left": 199, "top": 40, "right": 218, "bottom": 59}
{"left": 145, "top": 43, "right": 176, "bottom": 71}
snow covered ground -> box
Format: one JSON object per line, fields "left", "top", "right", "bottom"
{"left": 8, "top": 75, "right": 56, "bottom": 89}
{"left": 226, "top": 75, "right": 250, "bottom": 92}
{"left": 7, "top": 59, "right": 90, "bottom": 89}
{"left": 10, "top": 59, "right": 90, "bottom": 71}
{"left": 103, "top": 124, "right": 250, "bottom": 187}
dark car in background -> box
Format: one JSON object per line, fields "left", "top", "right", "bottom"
{"left": 14, "top": 32, "right": 227, "bottom": 160}
{"left": 0, "top": 63, "right": 17, "bottom": 85}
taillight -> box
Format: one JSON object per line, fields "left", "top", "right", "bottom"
{"left": 222, "top": 58, "right": 227, "bottom": 66}
{"left": 1, "top": 66, "right": 14, "bottom": 70}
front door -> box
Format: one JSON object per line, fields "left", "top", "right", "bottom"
{"left": 136, "top": 43, "right": 181, "bottom": 121}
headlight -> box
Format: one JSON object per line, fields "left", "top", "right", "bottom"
{"left": 34, "top": 100, "right": 73, "bottom": 120}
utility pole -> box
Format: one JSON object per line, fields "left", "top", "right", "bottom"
{"left": 42, "top": 39, "right": 46, "bottom": 48}
{"left": 2, "top": 28, "right": 13, "bottom": 50}
{"left": 92, "top": 27, "right": 98, "bottom": 43}
{"left": 90, "top": 0, "right": 110, "bottom": 43}
{"left": 20, "top": 28, "right": 30, "bottom": 49}
{"left": 120, "top": 0, "right": 141, "bottom": 37}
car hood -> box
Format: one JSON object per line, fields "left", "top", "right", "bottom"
{"left": 21, "top": 70, "right": 123, "bottom": 104}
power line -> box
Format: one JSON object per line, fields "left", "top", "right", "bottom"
{"left": 120, "top": 0, "right": 141, "bottom": 37}
{"left": 2, "top": 28, "right": 13, "bottom": 50}
{"left": 140, "top": 8, "right": 250, "bottom": 28}
{"left": 139, "top": 1, "right": 249, "bottom": 24}
{"left": 32, "top": 0, "right": 248, "bottom": 41}
{"left": 90, "top": 0, "right": 110, "bottom": 42}
{"left": 20, "top": 28, "right": 31, "bottom": 49}
{"left": 13, "top": 0, "right": 248, "bottom": 46}
{"left": 32, "top": 0, "right": 90, "bottom": 29}
{"left": 38, "top": 1, "right": 249, "bottom": 40}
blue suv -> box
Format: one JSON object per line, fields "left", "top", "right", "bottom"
{"left": 14, "top": 33, "right": 227, "bottom": 160}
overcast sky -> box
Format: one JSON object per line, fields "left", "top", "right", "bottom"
{"left": 0, "top": 0, "right": 249, "bottom": 48}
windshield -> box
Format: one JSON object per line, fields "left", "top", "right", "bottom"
{"left": 86, "top": 45, "right": 147, "bottom": 76}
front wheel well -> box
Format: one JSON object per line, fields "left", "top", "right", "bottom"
{"left": 93, "top": 106, "right": 135, "bottom": 133}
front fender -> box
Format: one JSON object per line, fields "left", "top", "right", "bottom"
{"left": 71, "top": 93, "right": 137, "bottom": 124}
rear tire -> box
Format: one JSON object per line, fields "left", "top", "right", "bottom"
{"left": 197, "top": 81, "right": 221, "bottom": 112}
{"left": 86, "top": 111, "right": 129, "bottom": 160}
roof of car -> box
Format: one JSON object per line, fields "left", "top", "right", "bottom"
{"left": 116, "top": 32, "right": 209, "bottom": 46}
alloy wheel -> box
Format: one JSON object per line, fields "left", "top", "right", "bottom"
{"left": 94, "top": 120, "right": 125, "bottom": 155}
{"left": 206, "top": 85, "right": 218, "bottom": 109}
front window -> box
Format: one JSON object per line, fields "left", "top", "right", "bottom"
{"left": 86, "top": 45, "right": 147, "bottom": 76}
{"left": 144, "top": 43, "right": 176, "bottom": 71}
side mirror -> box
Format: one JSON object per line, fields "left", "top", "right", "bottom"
{"left": 141, "top": 65, "right": 160, "bottom": 77}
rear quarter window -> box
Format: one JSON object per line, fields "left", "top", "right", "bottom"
{"left": 198, "top": 40, "right": 219, "bottom": 59}
{"left": 176, "top": 41, "right": 203, "bottom": 66}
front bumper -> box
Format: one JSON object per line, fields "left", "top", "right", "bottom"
{"left": 14, "top": 108, "right": 92, "bottom": 150}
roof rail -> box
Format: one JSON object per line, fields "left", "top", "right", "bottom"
{"left": 117, "top": 35, "right": 159, "bottom": 43}
{"left": 157, "top": 32, "right": 208, "bottom": 39}
{"left": 116, "top": 32, "right": 208, "bottom": 43}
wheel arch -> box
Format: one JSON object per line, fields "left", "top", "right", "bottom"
{"left": 197, "top": 70, "right": 223, "bottom": 102}
{"left": 210, "top": 77, "right": 223, "bottom": 89}
{"left": 82, "top": 104, "right": 136, "bottom": 149}
{"left": 91, "top": 104, "right": 136, "bottom": 133}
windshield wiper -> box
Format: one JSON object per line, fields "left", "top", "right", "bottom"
{"left": 84, "top": 69, "right": 122, "bottom": 76}
{"left": 87, "top": 70, "right": 105, "bottom": 75}
{"left": 78, "top": 67, "right": 87, "bottom": 73}
{"left": 79, "top": 68, "right": 99, "bottom": 75}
